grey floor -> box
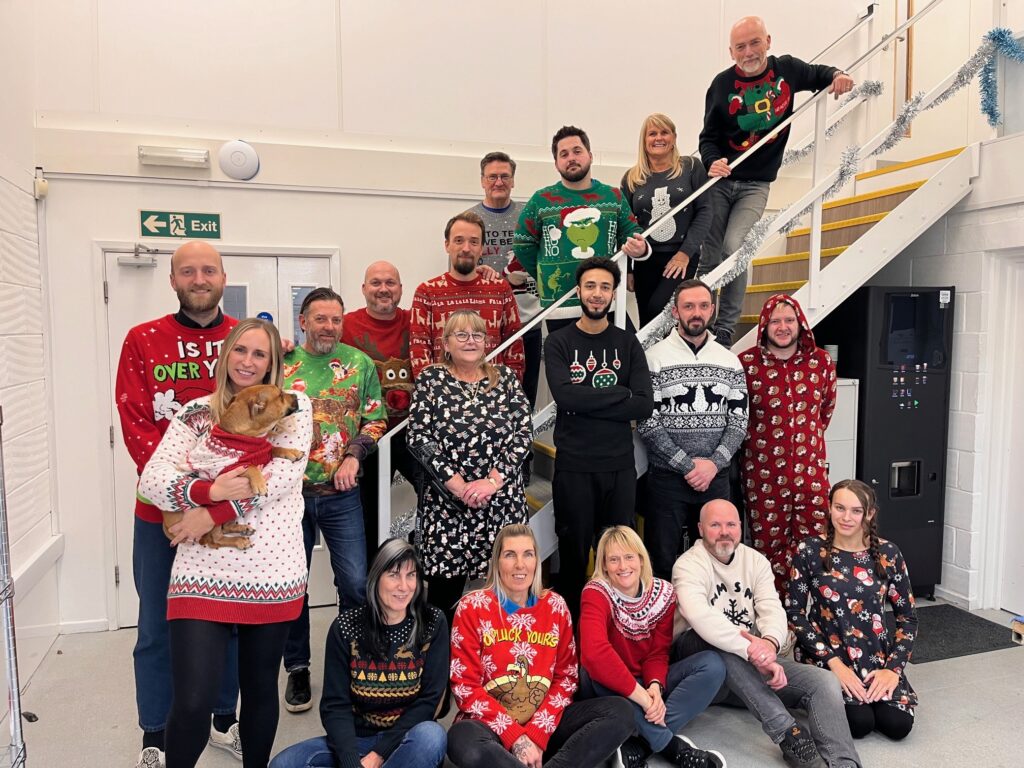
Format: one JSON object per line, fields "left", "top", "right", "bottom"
{"left": 10, "top": 604, "right": 1023, "bottom": 767}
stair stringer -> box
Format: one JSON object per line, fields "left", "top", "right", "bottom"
{"left": 733, "top": 143, "right": 979, "bottom": 349}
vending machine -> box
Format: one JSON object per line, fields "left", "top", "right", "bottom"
{"left": 814, "top": 286, "right": 955, "bottom": 598}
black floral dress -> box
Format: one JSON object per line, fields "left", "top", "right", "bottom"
{"left": 407, "top": 365, "right": 533, "bottom": 578}
{"left": 786, "top": 537, "right": 918, "bottom": 715}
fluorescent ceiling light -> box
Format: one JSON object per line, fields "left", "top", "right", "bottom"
{"left": 137, "top": 145, "right": 210, "bottom": 169}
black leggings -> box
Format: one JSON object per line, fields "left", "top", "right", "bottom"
{"left": 844, "top": 701, "right": 914, "bottom": 740}
{"left": 166, "top": 619, "right": 290, "bottom": 768}
{"left": 426, "top": 574, "right": 468, "bottom": 629}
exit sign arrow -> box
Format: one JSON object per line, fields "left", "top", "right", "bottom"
{"left": 142, "top": 214, "right": 166, "bottom": 234}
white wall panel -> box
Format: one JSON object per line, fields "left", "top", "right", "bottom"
{"left": 0, "top": 232, "right": 42, "bottom": 287}
{"left": 2, "top": 428, "right": 48, "bottom": 502}
{"left": 5, "top": 472, "right": 52, "bottom": 550}
{"left": 339, "top": 0, "right": 546, "bottom": 145}
{"left": 0, "top": 285, "right": 43, "bottom": 334}
{"left": 0, "top": 335, "right": 46, "bottom": 388}
{"left": 95, "top": 0, "right": 339, "bottom": 130}
{"left": 0, "top": 177, "right": 38, "bottom": 241}
{"left": 0, "top": 382, "right": 48, "bottom": 441}
{"left": 0, "top": 0, "right": 35, "bottom": 191}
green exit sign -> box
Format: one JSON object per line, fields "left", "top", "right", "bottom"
{"left": 140, "top": 210, "right": 221, "bottom": 239}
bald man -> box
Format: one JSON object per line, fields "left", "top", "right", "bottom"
{"left": 671, "top": 500, "right": 861, "bottom": 767}
{"left": 341, "top": 260, "right": 418, "bottom": 560}
{"left": 697, "top": 16, "right": 854, "bottom": 347}
{"left": 115, "top": 241, "right": 243, "bottom": 765}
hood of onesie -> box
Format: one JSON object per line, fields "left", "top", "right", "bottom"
{"left": 755, "top": 293, "right": 818, "bottom": 356}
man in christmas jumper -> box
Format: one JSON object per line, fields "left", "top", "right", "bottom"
{"left": 409, "top": 211, "right": 524, "bottom": 379}
{"left": 281, "top": 286, "right": 388, "bottom": 714}
{"left": 115, "top": 240, "right": 242, "bottom": 766}
{"left": 697, "top": 16, "right": 854, "bottom": 346}
{"left": 673, "top": 500, "right": 862, "bottom": 768}
{"left": 738, "top": 293, "right": 836, "bottom": 596}
{"left": 341, "top": 261, "right": 417, "bottom": 562}
{"left": 466, "top": 151, "right": 543, "bottom": 407}
{"left": 639, "top": 279, "right": 748, "bottom": 580}
{"left": 513, "top": 125, "right": 651, "bottom": 332}
{"left": 543, "top": 257, "right": 653, "bottom": 621}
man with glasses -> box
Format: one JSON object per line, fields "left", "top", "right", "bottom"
{"left": 410, "top": 211, "right": 524, "bottom": 379}
{"left": 466, "top": 152, "right": 542, "bottom": 406}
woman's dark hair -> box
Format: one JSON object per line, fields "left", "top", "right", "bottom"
{"left": 822, "top": 479, "right": 885, "bottom": 580}
{"left": 364, "top": 538, "right": 430, "bottom": 659}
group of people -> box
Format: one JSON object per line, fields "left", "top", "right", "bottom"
{"left": 115, "top": 13, "right": 922, "bottom": 768}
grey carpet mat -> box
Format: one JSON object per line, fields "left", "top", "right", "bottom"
{"left": 885, "top": 603, "right": 1019, "bottom": 663}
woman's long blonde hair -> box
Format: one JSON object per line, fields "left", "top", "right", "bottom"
{"left": 624, "top": 113, "right": 691, "bottom": 192}
{"left": 437, "top": 310, "right": 499, "bottom": 391}
{"left": 592, "top": 525, "right": 654, "bottom": 594}
{"left": 209, "top": 318, "right": 284, "bottom": 422}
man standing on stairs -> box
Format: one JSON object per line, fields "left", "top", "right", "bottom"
{"left": 697, "top": 15, "right": 854, "bottom": 347}
{"left": 544, "top": 256, "right": 654, "bottom": 621}
{"left": 638, "top": 280, "right": 748, "bottom": 581}
{"left": 738, "top": 294, "right": 837, "bottom": 596}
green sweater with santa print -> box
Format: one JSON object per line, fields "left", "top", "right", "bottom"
{"left": 513, "top": 180, "right": 644, "bottom": 320}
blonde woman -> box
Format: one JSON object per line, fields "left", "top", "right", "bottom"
{"left": 406, "top": 310, "right": 533, "bottom": 625}
{"left": 580, "top": 526, "right": 726, "bottom": 768}
{"left": 622, "top": 113, "right": 713, "bottom": 327}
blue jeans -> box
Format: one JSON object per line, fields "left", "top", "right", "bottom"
{"left": 283, "top": 489, "right": 367, "bottom": 671}
{"left": 132, "top": 517, "right": 239, "bottom": 732}
{"left": 582, "top": 651, "right": 725, "bottom": 753}
{"left": 697, "top": 178, "right": 771, "bottom": 345}
{"left": 269, "top": 721, "right": 447, "bottom": 768}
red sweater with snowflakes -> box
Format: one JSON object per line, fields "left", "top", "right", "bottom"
{"left": 450, "top": 589, "right": 577, "bottom": 751}
{"left": 409, "top": 273, "right": 524, "bottom": 380}
{"left": 579, "top": 578, "right": 676, "bottom": 697}
{"left": 115, "top": 313, "right": 237, "bottom": 523}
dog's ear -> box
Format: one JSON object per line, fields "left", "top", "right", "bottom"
{"left": 249, "top": 389, "right": 269, "bottom": 416}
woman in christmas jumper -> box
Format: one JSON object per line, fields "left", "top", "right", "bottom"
{"left": 407, "top": 311, "right": 533, "bottom": 627}
{"left": 446, "top": 524, "right": 634, "bottom": 768}
{"left": 622, "top": 113, "right": 713, "bottom": 328}
{"left": 786, "top": 480, "right": 918, "bottom": 740}
{"left": 579, "top": 526, "right": 726, "bottom": 768}
{"left": 269, "top": 538, "right": 448, "bottom": 768}
{"left": 140, "top": 318, "right": 312, "bottom": 768}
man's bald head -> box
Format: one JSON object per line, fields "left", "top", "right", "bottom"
{"left": 699, "top": 499, "right": 742, "bottom": 562}
{"left": 362, "top": 260, "right": 403, "bottom": 320}
{"left": 169, "top": 241, "right": 226, "bottom": 320}
{"left": 729, "top": 16, "right": 771, "bottom": 77}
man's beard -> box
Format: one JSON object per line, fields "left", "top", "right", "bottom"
{"left": 453, "top": 256, "right": 476, "bottom": 276}
{"left": 176, "top": 286, "right": 221, "bottom": 314}
{"left": 680, "top": 316, "right": 708, "bottom": 339}
{"left": 711, "top": 539, "right": 736, "bottom": 560}
{"left": 308, "top": 335, "right": 339, "bottom": 354}
{"left": 581, "top": 300, "right": 611, "bottom": 321}
{"left": 560, "top": 162, "right": 590, "bottom": 183}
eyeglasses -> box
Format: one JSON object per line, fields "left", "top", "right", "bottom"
{"left": 483, "top": 174, "right": 513, "bottom": 183}
{"left": 450, "top": 331, "right": 486, "bottom": 343}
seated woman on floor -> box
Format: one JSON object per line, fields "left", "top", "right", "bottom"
{"left": 269, "top": 538, "right": 448, "bottom": 768}
{"left": 786, "top": 479, "right": 919, "bottom": 740}
{"left": 446, "top": 523, "right": 634, "bottom": 768}
{"left": 579, "top": 525, "right": 727, "bottom": 768}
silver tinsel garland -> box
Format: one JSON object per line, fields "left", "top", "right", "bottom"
{"left": 781, "top": 80, "right": 885, "bottom": 166}
{"left": 630, "top": 30, "right": 1007, "bottom": 354}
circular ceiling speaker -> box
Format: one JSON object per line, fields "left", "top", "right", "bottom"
{"left": 218, "top": 140, "right": 260, "bottom": 180}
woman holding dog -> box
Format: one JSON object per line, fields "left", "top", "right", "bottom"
{"left": 785, "top": 479, "right": 919, "bottom": 741}
{"left": 406, "top": 310, "right": 533, "bottom": 626}
{"left": 140, "top": 317, "right": 313, "bottom": 768}
{"left": 269, "top": 538, "right": 449, "bottom": 768}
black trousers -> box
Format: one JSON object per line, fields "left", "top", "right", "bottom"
{"left": 447, "top": 696, "right": 634, "bottom": 768}
{"left": 359, "top": 429, "right": 417, "bottom": 562}
{"left": 644, "top": 466, "right": 730, "bottom": 580}
{"left": 552, "top": 466, "right": 636, "bottom": 622}
{"left": 845, "top": 702, "right": 914, "bottom": 740}
{"left": 632, "top": 247, "right": 700, "bottom": 328}
{"left": 166, "top": 619, "right": 290, "bottom": 768}
{"left": 520, "top": 325, "right": 543, "bottom": 408}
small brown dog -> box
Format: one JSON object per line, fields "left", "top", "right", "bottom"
{"left": 164, "top": 384, "right": 305, "bottom": 549}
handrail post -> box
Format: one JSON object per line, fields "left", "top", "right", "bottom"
{"left": 807, "top": 97, "right": 829, "bottom": 311}
{"left": 377, "top": 433, "right": 392, "bottom": 547}
{"left": 615, "top": 252, "right": 628, "bottom": 329}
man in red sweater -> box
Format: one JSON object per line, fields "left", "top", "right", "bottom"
{"left": 115, "top": 241, "right": 242, "bottom": 767}
{"left": 341, "top": 260, "right": 418, "bottom": 560}
{"left": 409, "top": 211, "right": 525, "bottom": 379}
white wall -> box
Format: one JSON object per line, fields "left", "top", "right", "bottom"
{"left": 871, "top": 132, "right": 1024, "bottom": 609}
{"left": 0, "top": 0, "right": 61, "bottom": 680}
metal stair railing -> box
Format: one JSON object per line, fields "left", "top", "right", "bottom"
{"left": 374, "top": 0, "right": 950, "bottom": 544}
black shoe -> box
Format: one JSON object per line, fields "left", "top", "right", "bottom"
{"left": 284, "top": 668, "right": 313, "bottom": 713}
{"left": 779, "top": 725, "right": 818, "bottom": 767}
{"left": 612, "top": 737, "right": 650, "bottom": 768}
{"left": 663, "top": 735, "right": 727, "bottom": 768}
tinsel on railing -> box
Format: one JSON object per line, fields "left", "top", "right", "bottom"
{"left": 638, "top": 27, "right": 1022, "bottom": 351}
{"left": 781, "top": 80, "right": 885, "bottom": 166}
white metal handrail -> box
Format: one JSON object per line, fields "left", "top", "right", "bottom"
{"left": 375, "top": 0, "right": 950, "bottom": 544}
